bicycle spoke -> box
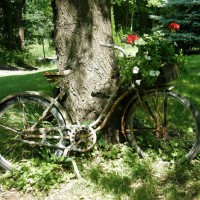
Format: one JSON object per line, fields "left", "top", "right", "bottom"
{"left": 126, "top": 90, "right": 200, "bottom": 160}
{"left": 0, "top": 123, "right": 21, "bottom": 134}
{"left": 0, "top": 94, "right": 67, "bottom": 170}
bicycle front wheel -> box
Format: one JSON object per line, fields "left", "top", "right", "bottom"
{"left": 126, "top": 90, "right": 200, "bottom": 160}
{"left": 0, "top": 93, "right": 67, "bottom": 171}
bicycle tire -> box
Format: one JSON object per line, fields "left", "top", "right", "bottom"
{"left": 0, "top": 93, "right": 67, "bottom": 171}
{"left": 125, "top": 90, "right": 200, "bottom": 160}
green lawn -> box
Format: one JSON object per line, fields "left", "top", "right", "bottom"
{"left": 174, "top": 55, "right": 200, "bottom": 110}
{"left": 0, "top": 70, "right": 53, "bottom": 100}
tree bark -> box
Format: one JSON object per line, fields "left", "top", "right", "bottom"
{"left": 0, "top": 0, "right": 25, "bottom": 50}
{"left": 53, "top": 0, "right": 118, "bottom": 123}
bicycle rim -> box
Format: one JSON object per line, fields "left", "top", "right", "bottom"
{"left": 0, "top": 94, "right": 66, "bottom": 170}
{"left": 126, "top": 90, "right": 200, "bottom": 161}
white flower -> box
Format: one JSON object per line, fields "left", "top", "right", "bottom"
{"left": 145, "top": 55, "right": 151, "bottom": 60}
{"left": 131, "top": 83, "right": 135, "bottom": 88}
{"left": 133, "top": 66, "right": 139, "bottom": 74}
{"left": 155, "top": 71, "right": 160, "bottom": 76}
{"left": 150, "top": 70, "right": 160, "bottom": 77}
{"left": 149, "top": 70, "right": 156, "bottom": 76}
{"left": 135, "top": 80, "right": 141, "bottom": 85}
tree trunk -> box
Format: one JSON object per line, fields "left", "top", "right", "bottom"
{"left": 53, "top": 0, "right": 118, "bottom": 123}
{"left": 15, "top": 1, "right": 25, "bottom": 50}
{"left": 0, "top": 0, "right": 25, "bottom": 50}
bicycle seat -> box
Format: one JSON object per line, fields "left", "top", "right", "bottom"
{"left": 43, "top": 70, "right": 72, "bottom": 82}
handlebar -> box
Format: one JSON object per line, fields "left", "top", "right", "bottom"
{"left": 100, "top": 43, "right": 127, "bottom": 58}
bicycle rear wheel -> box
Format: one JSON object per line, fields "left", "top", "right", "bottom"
{"left": 125, "top": 90, "right": 200, "bottom": 160}
{"left": 0, "top": 93, "right": 67, "bottom": 171}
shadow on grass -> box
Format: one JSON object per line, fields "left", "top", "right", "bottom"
{"left": 87, "top": 146, "right": 200, "bottom": 200}
{"left": 87, "top": 151, "right": 159, "bottom": 200}
{"left": 161, "top": 160, "right": 200, "bottom": 200}
{"left": 88, "top": 167, "right": 158, "bottom": 200}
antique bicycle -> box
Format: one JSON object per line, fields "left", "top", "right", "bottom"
{"left": 0, "top": 44, "right": 200, "bottom": 171}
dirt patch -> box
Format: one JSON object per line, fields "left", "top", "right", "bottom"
{"left": 0, "top": 179, "right": 113, "bottom": 200}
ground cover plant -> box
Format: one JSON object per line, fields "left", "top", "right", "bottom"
{"left": 0, "top": 55, "right": 200, "bottom": 199}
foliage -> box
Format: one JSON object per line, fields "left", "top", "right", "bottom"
{"left": 118, "top": 32, "right": 183, "bottom": 86}
{"left": 0, "top": 42, "right": 56, "bottom": 70}
{"left": 0, "top": 0, "right": 54, "bottom": 66}
{"left": 147, "top": 0, "right": 163, "bottom": 7}
{"left": 111, "top": 0, "right": 136, "bottom": 6}
{"left": 113, "top": 0, "right": 163, "bottom": 34}
{"left": 0, "top": 158, "right": 73, "bottom": 193}
{"left": 0, "top": 0, "right": 25, "bottom": 50}
{"left": 0, "top": 49, "right": 36, "bottom": 69}
{"left": 152, "top": 0, "right": 200, "bottom": 54}
{"left": 24, "top": 0, "right": 53, "bottom": 46}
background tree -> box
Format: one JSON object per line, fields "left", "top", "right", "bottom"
{"left": 0, "top": 0, "right": 25, "bottom": 50}
{"left": 24, "top": 0, "right": 53, "bottom": 58}
{"left": 112, "top": 0, "right": 163, "bottom": 34}
{"left": 156, "top": 0, "right": 200, "bottom": 54}
{"left": 52, "top": 0, "right": 118, "bottom": 124}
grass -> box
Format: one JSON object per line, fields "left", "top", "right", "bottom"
{"left": 0, "top": 54, "right": 200, "bottom": 199}
{"left": 0, "top": 69, "right": 54, "bottom": 100}
{"left": 173, "top": 55, "right": 200, "bottom": 109}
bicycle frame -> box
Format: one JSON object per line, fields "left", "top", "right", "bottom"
{"left": 40, "top": 74, "right": 173, "bottom": 134}
{"left": 0, "top": 42, "right": 179, "bottom": 156}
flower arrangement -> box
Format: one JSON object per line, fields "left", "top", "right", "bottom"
{"left": 119, "top": 32, "right": 180, "bottom": 87}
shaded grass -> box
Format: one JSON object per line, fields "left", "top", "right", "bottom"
{"left": 86, "top": 146, "right": 159, "bottom": 200}
{"left": 85, "top": 144, "right": 200, "bottom": 200}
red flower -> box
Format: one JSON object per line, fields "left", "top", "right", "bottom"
{"left": 168, "top": 22, "right": 180, "bottom": 31}
{"left": 126, "top": 34, "right": 139, "bottom": 44}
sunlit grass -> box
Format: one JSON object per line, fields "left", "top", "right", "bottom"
{"left": 173, "top": 54, "right": 200, "bottom": 109}
{"left": 0, "top": 70, "right": 55, "bottom": 100}
{"left": 27, "top": 41, "right": 56, "bottom": 59}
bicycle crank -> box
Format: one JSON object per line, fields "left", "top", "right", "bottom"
{"left": 69, "top": 125, "right": 97, "bottom": 152}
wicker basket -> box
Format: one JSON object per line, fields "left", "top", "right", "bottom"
{"left": 155, "top": 63, "right": 179, "bottom": 85}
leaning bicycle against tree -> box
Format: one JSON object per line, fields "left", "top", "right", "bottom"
{"left": 0, "top": 33, "right": 200, "bottom": 171}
